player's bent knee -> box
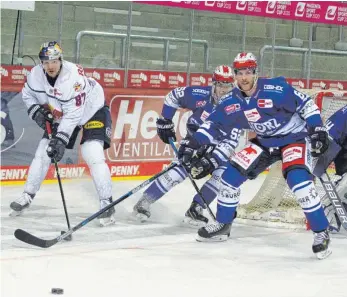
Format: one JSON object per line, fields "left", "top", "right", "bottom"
{"left": 81, "top": 140, "right": 105, "bottom": 165}
{"left": 285, "top": 167, "right": 313, "bottom": 189}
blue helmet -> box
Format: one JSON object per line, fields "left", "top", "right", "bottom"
{"left": 38, "top": 41, "right": 63, "bottom": 61}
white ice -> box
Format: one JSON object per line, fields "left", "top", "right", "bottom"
{"left": 1, "top": 175, "right": 347, "bottom": 297}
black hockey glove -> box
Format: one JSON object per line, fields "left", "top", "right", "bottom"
{"left": 47, "top": 132, "right": 69, "bottom": 162}
{"left": 156, "top": 118, "right": 176, "bottom": 144}
{"left": 190, "top": 145, "right": 218, "bottom": 179}
{"left": 28, "top": 104, "right": 53, "bottom": 130}
{"left": 309, "top": 127, "right": 330, "bottom": 157}
{"left": 177, "top": 137, "right": 200, "bottom": 167}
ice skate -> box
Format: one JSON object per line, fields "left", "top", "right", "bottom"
{"left": 196, "top": 222, "right": 231, "bottom": 242}
{"left": 133, "top": 195, "right": 153, "bottom": 222}
{"left": 183, "top": 201, "right": 208, "bottom": 228}
{"left": 98, "top": 198, "right": 116, "bottom": 227}
{"left": 9, "top": 192, "right": 35, "bottom": 216}
{"left": 312, "top": 229, "right": 332, "bottom": 260}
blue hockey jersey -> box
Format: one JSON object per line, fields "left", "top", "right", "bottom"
{"left": 161, "top": 86, "right": 217, "bottom": 136}
{"left": 194, "top": 77, "right": 323, "bottom": 148}
{"left": 325, "top": 105, "right": 347, "bottom": 147}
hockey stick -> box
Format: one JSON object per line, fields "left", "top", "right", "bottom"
{"left": 46, "top": 121, "right": 72, "bottom": 241}
{"left": 319, "top": 171, "right": 347, "bottom": 231}
{"left": 169, "top": 138, "right": 216, "bottom": 220}
{"left": 14, "top": 162, "right": 178, "bottom": 248}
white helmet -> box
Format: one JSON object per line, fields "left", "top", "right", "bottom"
{"left": 212, "top": 65, "right": 234, "bottom": 104}
{"left": 212, "top": 65, "right": 233, "bottom": 84}
{"left": 233, "top": 52, "right": 258, "bottom": 74}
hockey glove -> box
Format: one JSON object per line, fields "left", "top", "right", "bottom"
{"left": 47, "top": 132, "right": 69, "bottom": 162}
{"left": 156, "top": 118, "right": 176, "bottom": 144}
{"left": 309, "top": 127, "right": 329, "bottom": 157}
{"left": 28, "top": 104, "right": 53, "bottom": 130}
{"left": 190, "top": 145, "right": 218, "bottom": 179}
{"left": 177, "top": 137, "right": 200, "bottom": 167}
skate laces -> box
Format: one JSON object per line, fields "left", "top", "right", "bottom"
{"left": 313, "top": 230, "right": 329, "bottom": 245}
{"left": 135, "top": 196, "right": 152, "bottom": 211}
{"left": 17, "top": 193, "right": 33, "bottom": 205}
{"left": 100, "top": 198, "right": 112, "bottom": 209}
{"left": 205, "top": 222, "right": 224, "bottom": 233}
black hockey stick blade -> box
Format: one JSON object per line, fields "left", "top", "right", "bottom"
{"left": 320, "top": 173, "right": 347, "bottom": 231}
{"left": 14, "top": 229, "right": 59, "bottom": 248}
{"left": 14, "top": 162, "right": 178, "bottom": 248}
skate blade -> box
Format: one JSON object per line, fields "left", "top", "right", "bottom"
{"left": 9, "top": 209, "right": 23, "bottom": 217}
{"left": 196, "top": 234, "right": 229, "bottom": 242}
{"left": 182, "top": 217, "right": 207, "bottom": 228}
{"left": 315, "top": 248, "right": 332, "bottom": 260}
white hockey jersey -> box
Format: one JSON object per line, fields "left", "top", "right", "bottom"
{"left": 22, "top": 61, "right": 105, "bottom": 141}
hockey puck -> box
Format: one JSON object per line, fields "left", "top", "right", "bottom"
{"left": 61, "top": 231, "right": 72, "bottom": 241}
{"left": 51, "top": 288, "right": 64, "bottom": 294}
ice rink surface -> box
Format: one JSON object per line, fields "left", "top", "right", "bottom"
{"left": 1, "top": 175, "right": 347, "bottom": 297}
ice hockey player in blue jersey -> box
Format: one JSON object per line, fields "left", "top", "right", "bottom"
{"left": 313, "top": 105, "right": 347, "bottom": 232}
{"left": 132, "top": 65, "right": 245, "bottom": 226}
{"left": 182, "top": 52, "right": 332, "bottom": 259}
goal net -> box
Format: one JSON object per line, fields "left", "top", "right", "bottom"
{"left": 237, "top": 89, "right": 347, "bottom": 229}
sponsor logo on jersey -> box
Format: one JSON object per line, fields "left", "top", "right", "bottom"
{"left": 248, "top": 118, "right": 281, "bottom": 134}
{"left": 196, "top": 100, "right": 207, "bottom": 108}
{"left": 244, "top": 146, "right": 257, "bottom": 155}
{"left": 84, "top": 121, "right": 104, "bottom": 129}
{"left": 264, "top": 85, "right": 283, "bottom": 92}
{"left": 73, "top": 82, "right": 82, "bottom": 92}
{"left": 282, "top": 146, "right": 303, "bottom": 163}
{"left": 257, "top": 99, "right": 273, "bottom": 108}
{"left": 192, "top": 89, "right": 209, "bottom": 95}
{"left": 244, "top": 108, "right": 261, "bottom": 122}
{"left": 200, "top": 110, "right": 210, "bottom": 122}
{"left": 233, "top": 144, "right": 262, "bottom": 170}
{"left": 224, "top": 103, "right": 241, "bottom": 114}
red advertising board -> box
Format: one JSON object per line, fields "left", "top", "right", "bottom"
{"left": 103, "top": 91, "right": 191, "bottom": 164}
{"left": 139, "top": 1, "right": 347, "bottom": 26}
{"left": 2, "top": 65, "right": 347, "bottom": 91}
{"left": 127, "top": 70, "right": 187, "bottom": 89}
{"left": 0, "top": 162, "right": 172, "bottom": 182}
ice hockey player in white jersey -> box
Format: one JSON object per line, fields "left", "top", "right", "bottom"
{"left": 312, "top": 105, "right": 347, "bottom": 232}
{"left": 9, "top": 41, "right": 115, "bottom": 226}
{"left": 182, "top": 52, "right": 332, "bottom": 259}
{"left": 132, "top": 65, "right": 246, "bottom": 226}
